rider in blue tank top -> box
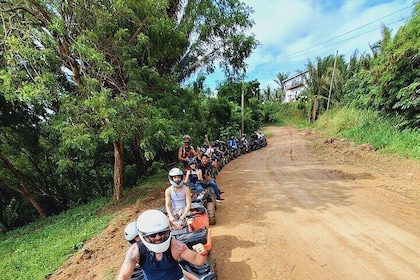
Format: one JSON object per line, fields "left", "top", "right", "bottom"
{"left": 138, "top": 241, "right": 183, "bottom": 280}
{"left": 116, "top": 210, "right": 208, "bottom": 280}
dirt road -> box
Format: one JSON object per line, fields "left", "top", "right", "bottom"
{"left": 212, "top": 126, "right": 419, "bottom": 279}
{"left": 50, "top": 126, "right": 420, "bottom": 280}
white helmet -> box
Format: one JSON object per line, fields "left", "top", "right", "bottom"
{"left": 183, "top": 135, "right": 191, "bottom": 144}
{"left": 168, "top": 167, "right": 184, "bottom": 188}
{"left": 137, "top": 210, "right": 171, "bottom": 253}
{"left": 124, "top": 221, "right": 138, "bottom": 244}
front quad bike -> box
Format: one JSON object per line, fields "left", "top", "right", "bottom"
{"left": 190, "top": 182, "right": 216, "bottom": 225}
{"left": 171, "top": 203, "right": 216, "bottom": 280}
{"left": 130, "top": 266, "right": 145, "bottom": 280}
{"left": 180, "top": 254, "right": 216, "bottom": 280}
{"left": 130, "top": 206, "right": 215, "bottom": 280}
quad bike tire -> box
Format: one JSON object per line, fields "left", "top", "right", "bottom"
{"left": 209, "top": 187, "right": 218, "bottom": 211}
{"left": 206, "top": 201, "right": 216, "bottom": 225}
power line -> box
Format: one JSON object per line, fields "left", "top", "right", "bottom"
{"left": 278, "top": 4, "right": 413, "bottom": 60}
{"left": 249, "top": 4, "right": 413, "bottom": 69}
{"left": 275, "top": 17, "right": 409, "bottom": 62}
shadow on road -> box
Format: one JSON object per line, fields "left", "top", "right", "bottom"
{"left": 211, "top": 235, "right": 255, "bottom": 279}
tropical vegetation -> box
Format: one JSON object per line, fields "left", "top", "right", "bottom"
{"left": 1, "top": 0, "right": 419, "bottom": 238}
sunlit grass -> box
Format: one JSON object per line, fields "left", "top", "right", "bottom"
{"left": 0, "top": 199, "right": 112, "bottom": 279}
{"left": 315, "top": 107, "right": 420, "bottom": 160}
{"left": 0, "top": 172, "right": 167, "bottom": 279}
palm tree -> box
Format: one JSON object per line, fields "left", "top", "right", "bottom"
{"left": 305, "top": 56, "right": 334, "bottom": 122}
{"left": 273, "top": 72, "right": 289, "bottom": 102}
{"left": 262, "top": 85, "right": 273, "bottom": 101}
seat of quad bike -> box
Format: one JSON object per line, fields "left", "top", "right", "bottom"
{"left": 171, "top": 227, "right": 189, "bottom": 236}
{"left": 190, "top": 202, "right": 206, "bottom": 213}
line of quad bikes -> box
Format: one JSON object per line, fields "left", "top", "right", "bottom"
{"left": 129, "top": 133, "right": 268, "bottom": 280}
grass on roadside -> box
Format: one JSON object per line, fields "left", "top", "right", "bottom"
{"left": 314, "top": 107, "right": 420, "bottom": 160}
{"left": 0, "top": 171, "right": 168, "bottom": 280}
{"left": 0, "top": 199, "right": 112, "bottom": 280}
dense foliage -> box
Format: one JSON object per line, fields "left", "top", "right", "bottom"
{"left": 0, "top": 0, "right": 258, "bottom": 232}
{"left": 293, "top": 2, "right": 420, "bottom": 128}
{"left": 1, "top": 0, "right": 419, "bottom": 233}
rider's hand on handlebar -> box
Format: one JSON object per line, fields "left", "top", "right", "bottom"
{"left": 192, "top": 243, "right": 207, "bottom": 256}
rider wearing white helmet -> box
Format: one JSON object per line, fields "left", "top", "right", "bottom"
{"left": 165, "top": 168, "right": 192, "bottom": 229}
{"left": 124, "top": 221, "right": 139, "bottom": 245}
{"left": 117, "top": 210, "right": 207, "bottom": 280}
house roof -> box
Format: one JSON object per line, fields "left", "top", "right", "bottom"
{"left": 282, "top": 69, "right": 309, "bottom": 83}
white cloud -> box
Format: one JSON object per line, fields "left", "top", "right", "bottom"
{"left": 203, "top": 0, "right": 414, "bottom": 91}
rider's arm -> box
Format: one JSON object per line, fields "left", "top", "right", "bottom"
{"left": 202, "top": 171, "right": 213, "bottom": 182}
{"left": 178, "top": 147, "right": 187, "bottom": 162}
{"left": 116, "top": 244, "right": 139, "bottom": 280}
{"left": 195, "top": 146, "right": 201, "bottom": 160}
{"left": 198, "top": 169, "right": 203, "bottom": 180}
{"left": 173, "top": 239, "right": 207, "bottom": 266}
{"left": 184, "top": 171, "right": 190, "bottom": 183}
{"left": 180, "top": 187, "right": 192, "bottom": 220}
{"left": 165, "top": 187, "right": 175, "bottom": 221}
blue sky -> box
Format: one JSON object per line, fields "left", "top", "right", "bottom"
{"left": 203, "top": 0, "right": 415, "bottom": 91}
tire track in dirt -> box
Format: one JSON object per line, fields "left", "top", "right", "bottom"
{"left": 212, "top": 126, "right": 420, "bottom": 280}
{"left": 48, "top": 126, "right": 420, "bottom": 280}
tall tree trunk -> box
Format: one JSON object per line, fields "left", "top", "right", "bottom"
{"left": 113, "top": 140, "right": 124, "bottom": 201}
{"left": 311, "top": 97, "right": 319, "bottom": 123}
{"left": 0, "top": 151, "right": 47, "bottom": 218}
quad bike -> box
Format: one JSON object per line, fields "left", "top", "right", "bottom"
{"left": 190, "top": 182, "right": 216, "bottom": 225}
{"left": 239, "top": 138, "right": 250, "bottom": 154}
{"left": 129, "top": 266, "right": 145, "bottom": 280}
{"left": 170, "top": 203, "right": 216, "bottom": 280}
{"left": 249, "top": 133, "right": 261, "bottom": 151}
{"left": 214, "top": 140, "right": 230, "bottom": 165}
{"left": 179, "top": 256, "right": 216, "bottom": 280}
{"left": 260, "top": 135, "right": 267, "bottom": 147}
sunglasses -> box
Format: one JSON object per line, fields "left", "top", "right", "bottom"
{"left": 145, "top": 230, "right": 170, "bottom": 238}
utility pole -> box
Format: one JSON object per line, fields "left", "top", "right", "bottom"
{"left": 241, "top": 79, "right": 245, "bottom": 134}
{"left": 327, "top": 50, "right": 338, "bottom": 111}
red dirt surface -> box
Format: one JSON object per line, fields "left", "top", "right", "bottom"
{"left": 49, "top": 126, "right": 420, "bottom": 280}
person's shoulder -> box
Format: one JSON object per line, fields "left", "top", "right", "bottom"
{"left": 171, "top": 237, "right": 188, "bottom": 251}
{"left": 126, "top": 242, "right": 140, "bottom": 258}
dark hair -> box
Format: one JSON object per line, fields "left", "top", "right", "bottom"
{"left": 201, "top": 154, "right": 208, "bottom": 159}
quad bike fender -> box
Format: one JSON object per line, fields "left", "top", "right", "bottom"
{"left": 204, "top": 228, "right": 212, "bottom": 252}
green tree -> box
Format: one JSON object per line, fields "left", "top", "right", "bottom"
{"left": 342, "top": 3, "right": 420, "bottom": 129}
{"left": 274, "top": 71, "right": 289, "bottom": 101}
{"left": 0, "top": 0, "right": 257, "bottom": 225}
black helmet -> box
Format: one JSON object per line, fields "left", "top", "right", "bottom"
{"left": 188, "top": 158, "right": 198, "bottom": 166}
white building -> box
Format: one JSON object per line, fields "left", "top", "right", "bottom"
{"left": 282, "top": 70, "right": 309, "bottom": 103}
